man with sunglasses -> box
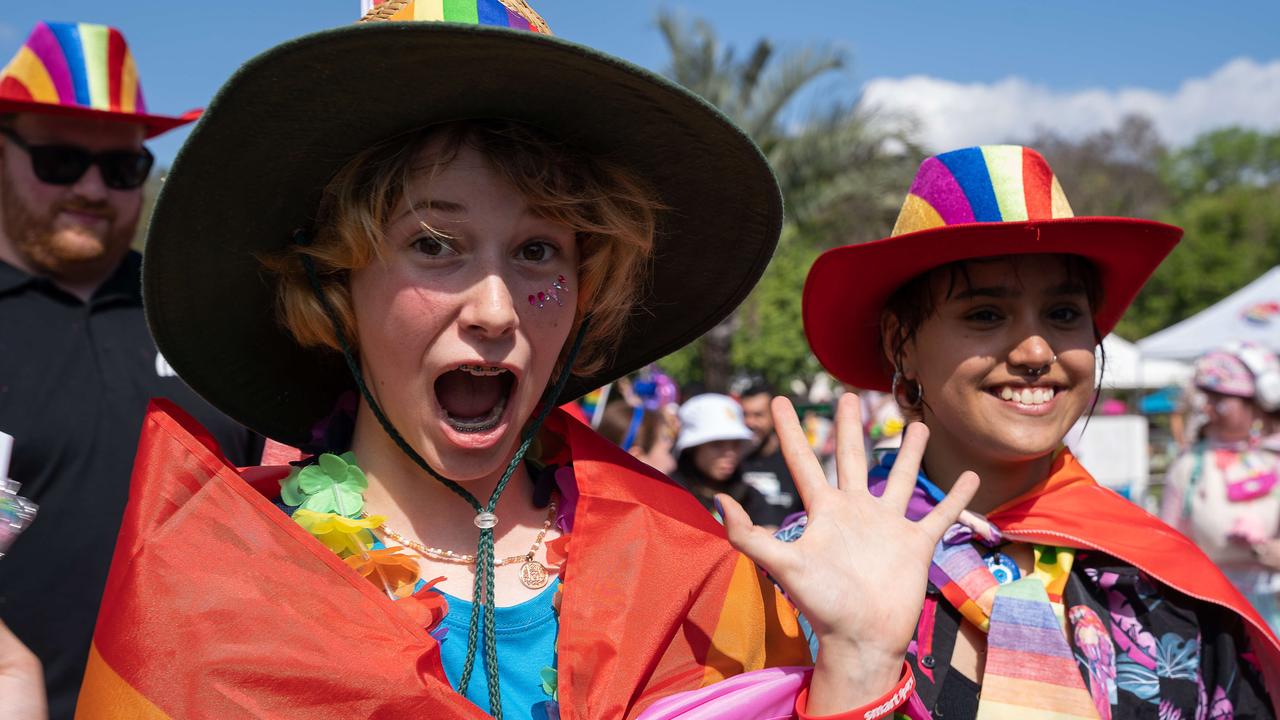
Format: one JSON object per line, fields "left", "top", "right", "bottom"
{"left": 0, "top": 22, "right": 263, "bottom": 719}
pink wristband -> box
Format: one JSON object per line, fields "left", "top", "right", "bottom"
{"left": 795, "top": 660, "right": 917, "bottom": 720}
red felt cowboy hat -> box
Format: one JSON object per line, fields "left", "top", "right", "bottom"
{"left": 803, "top": 145, "right": 1182, "bottom": 392}
{"left": 0, "top": 21, "right": 199, "bottom": 137}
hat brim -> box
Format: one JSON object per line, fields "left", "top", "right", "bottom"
{"left": 143, "top": 22, "right": 781, "bottom": 447}
{"left": 0, "top": 98, "right": 200, "bottom": 138}
{"left": 674, "top": 428, "right": 754, "bottom": 457}
{"left": 803, "top": 217, "right": 1182, "bottom": 391}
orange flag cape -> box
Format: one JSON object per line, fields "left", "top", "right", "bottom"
{"left": 988, "top": 449, "right": 1280, "bottom": 711}
{"left": 76, "top": 401, "right": 809, "bottom": 719}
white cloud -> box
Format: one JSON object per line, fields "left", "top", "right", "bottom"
{"left": 861, "top": 57, "right": 1280, "bottom": 151}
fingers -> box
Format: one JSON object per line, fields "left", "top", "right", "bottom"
{"left": 770, "top": 396, "right": 828, "bottom": 510}
{"left": 881, "top": 422, "right": 929, "bottom": 513}
{"left": 832, "top": 393, "right": 867, "bottom": 494}
{"left": 919, "top": 471, "right": 979, "bottom": 540}
{"left": 718, "top": 492, "right": 790, "bottom": 576}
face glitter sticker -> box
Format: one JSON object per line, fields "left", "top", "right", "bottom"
{"left": 528, "top": 275, "right": 570, "bottom": 309}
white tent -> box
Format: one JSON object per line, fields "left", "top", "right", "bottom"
{"left": 1097, "top": 334, "right": 1193, "bottom": 389}
{"left": 1138, "top": 266, "right": 1280, "bottom": 360}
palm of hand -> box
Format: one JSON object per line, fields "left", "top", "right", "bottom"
{"left": 776, "top": 484, "right": 946, "bottom": 657}
{"left": 720, "top": 394, "right": 977, "bottom": 688}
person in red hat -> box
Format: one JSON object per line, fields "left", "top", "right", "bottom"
{"left": 0, "top": 21, "right": 260, "bottom": 719}
{"left": 783, "top": 145, "right": 1279, "bottom": 717}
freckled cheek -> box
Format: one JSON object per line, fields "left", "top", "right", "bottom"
{"left": 354, "top": 284, "right": 453, "bottom": 353}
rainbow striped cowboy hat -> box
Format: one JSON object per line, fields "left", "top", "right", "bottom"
{"left": 0, "top": 21, "right": 199, "bottom": 137}
{"left": 803, "top": 145, "right": 1182, "bottom": 391}
{"left": 142, "top": 0, "right": 781, "bottom": 445}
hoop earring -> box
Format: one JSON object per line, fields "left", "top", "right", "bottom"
{"left": 892, "top": 370, "right": 924, "bottom": 410}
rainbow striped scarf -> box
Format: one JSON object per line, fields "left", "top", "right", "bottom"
{"left": 931, "top": 527, "right": 1100, "bottom": 720}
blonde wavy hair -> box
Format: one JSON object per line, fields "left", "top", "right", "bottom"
{"left": 262, "top": 120, "right": 661, "bottom": 377}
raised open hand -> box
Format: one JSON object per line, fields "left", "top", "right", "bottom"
{"left": 718, "top": 393, "right": 978, "bottom": 713}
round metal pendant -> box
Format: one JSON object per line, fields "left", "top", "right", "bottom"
{"left": 520, "top": 560, "right": 550, "bottom": 589}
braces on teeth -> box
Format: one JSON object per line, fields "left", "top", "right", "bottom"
{"left": 459, "top": 364, "right": 505, "bottom": 376}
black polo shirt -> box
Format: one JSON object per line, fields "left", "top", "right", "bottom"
{"left": 0, "top": 251, "right": 262, "bottom": 720}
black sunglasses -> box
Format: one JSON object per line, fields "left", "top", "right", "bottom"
{"left": 0, "top": 127, "right": 154, "bottom": 190}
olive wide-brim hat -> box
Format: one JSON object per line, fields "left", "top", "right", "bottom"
{"left": 143, "top": 6, "right": 781, "bottom": 447}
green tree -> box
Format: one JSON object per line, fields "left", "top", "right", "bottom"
{"left": 655, "top": 11, "right": 920, "bottom": 392}
{"left": 1120, "top": 183, "right": 1280, "bottom": 339}
{"left": 1117, "top": 128, "right": 1280, "bottom": 339}
{"left": 1161, "top": 127, "right": 1280, "bottom": 199}
{"left": 1025, "top": 115, "right": 1171, "bottom": 221}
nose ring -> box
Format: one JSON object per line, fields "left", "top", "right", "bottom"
{"left": 1026, "top": 354, "right": 1058, "bottom": 377}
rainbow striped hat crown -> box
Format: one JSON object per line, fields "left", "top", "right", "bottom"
{"left": 892, "top": 145, "right": 1074, "bottom": 236}
{"left": 0, "top": 21, "right": 198, "bottom": 137}
{"left": 361, "top": 0, "right": 550, "bottom": 32}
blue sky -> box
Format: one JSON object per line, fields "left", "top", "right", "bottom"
{"left": 3, "top": 1, "right": 1278, "bottom": 163}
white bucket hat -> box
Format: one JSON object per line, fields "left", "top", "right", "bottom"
{"left": 674, "top": 393, "right": 754, "bottom": 456}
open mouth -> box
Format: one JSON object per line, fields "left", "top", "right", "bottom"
{"left": 434, "top": 364, "right": 516, "bottom": 433}
{"left": 987, "top": 385, "right": 1061, "bottom": 407}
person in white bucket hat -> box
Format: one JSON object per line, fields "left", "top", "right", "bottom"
{"left": 672, "top": 394, "right": 770, "bottom": 521}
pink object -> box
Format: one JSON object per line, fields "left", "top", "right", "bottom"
{"left": 1226, "top": 470, "right": 1279, "bottom": 503}
{"left": 1100, "top": 398, "right": 1127, "bottom": 416}
{"left": 635, "top": 667, "right": 807, "bottom": 719}
{"left": 634, "top": 666, "right": 932, "bottom": 720}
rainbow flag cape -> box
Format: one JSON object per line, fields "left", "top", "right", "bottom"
{"left": 987, "top": 449, "right": 1280, "bottom": 716}
{"left": 76, "top": 401, "right": 808, "bottom": 718}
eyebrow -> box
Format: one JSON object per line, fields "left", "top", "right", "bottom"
{"left": 953, "top": 281, "right": 1088, "bottom": 300}
{"left": 399, "top": 198, "right": 467, "bottom": 221}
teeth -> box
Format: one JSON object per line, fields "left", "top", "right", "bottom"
{"left": 459, "top": 364, "right": 505, "bottom": 377}
{"left": 997, "top": 387, "right": 1056, "bottom": 405}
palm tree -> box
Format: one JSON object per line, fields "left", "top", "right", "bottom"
{"left": 656, "top": 11, "right": 922, "bottom": 391}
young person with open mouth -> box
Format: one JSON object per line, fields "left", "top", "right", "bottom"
{"left": 791, "top": 145, "right": 1280, "bottom": 718}
{"left": 55, "top": 3, "right": 979, "bottom": 720}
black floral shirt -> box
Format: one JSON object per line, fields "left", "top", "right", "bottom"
{"left": 907, "top": 551, "right": 1273, "bottom": 719}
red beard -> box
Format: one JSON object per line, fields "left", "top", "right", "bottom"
{"left": 0, "top": 165, "right": 133, "bottom": 282}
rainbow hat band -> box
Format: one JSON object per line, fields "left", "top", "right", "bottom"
{"left": 804, "top": 144, "right": 1182, "bottom": 391}
{"left": 363, "top": 0, "right": 549, "bottom": 31}
{"left": 0, "top": 21, "right": 199, "bottom": 137}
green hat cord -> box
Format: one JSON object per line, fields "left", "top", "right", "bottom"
{"left": 296, "top": 230, "right": 588, "bottom": 718}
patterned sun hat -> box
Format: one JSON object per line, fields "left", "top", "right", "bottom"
{"left": 1195, "top": 351, "right": 1257, "bottom": 399}
{"left": 804, "top": 144, "right": 1183, "bottom": 391}
{"left": 0, "top": 21, "right": 199, "bottom": 137}
{"left": 1195, "top": 342, "right": 1280, "bottom": 411}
